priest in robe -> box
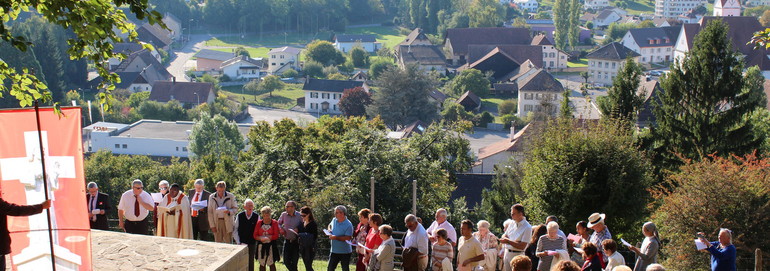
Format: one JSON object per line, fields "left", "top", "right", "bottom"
{"left": 157, "top": 184, "right": 193, "bottom": 239}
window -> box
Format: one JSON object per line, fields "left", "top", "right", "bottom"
{"left": 544, "top": 53, "right": 548, "bottom": 58}
{"left": 322, "top": 93, "right": 329, "bottom": 99}
{"left": 524, "top": 104, "right": 533, "bottom": 111}
{"left": 280, "top": 63, "right": 284, "bottom": 66}
{"left": 333, "top": 104, "right": 338, "bottom": 111}
{"left": 605, "top": 62, "right": 609, "bottom": 68}
{"left": 549, "top": 61, "right": 554, "bottom": 67}
{"left": 122, "top": 144, "right": 127, "bottom": 149}
{"left": 272, "top": 63, "right": 276, "bottom": 66}
{"left": 115, "top": 144, "right": 120, "bottom": 148}
{"left": 272, "top": 55, "right": 276, "bottom": 58}
{"left": 310, "top": 92, "right": 318, "bottom": 98}
{"left": 183, "top": 147, "right": 187, "bottom": 152}
{"left": 280, "top": 55, "right": 284, "bottom": 59}
{"left": 176, "top": 147, "right": 179, "bottom": 151}
{"left": 549, "top": 52, "right": 555, "bottom": 58}
{"left": 612, "top": 62, "right": 616, "bottom": 69}
{"left": 590, "top": 61, "right": 594, "bottom": 67}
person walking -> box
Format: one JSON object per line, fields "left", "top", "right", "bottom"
{"left": 628, "top": 222, "right": 659, "bottom": 271}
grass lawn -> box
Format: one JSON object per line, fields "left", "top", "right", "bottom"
{"left": 212, "top": 47, "right": 272, "bottom": 59}
{"left": 274, "top": 259, "right": 353, "bottom": 271}
{"left": 220, "top": 83, "right": 305, "bottom": 109}
{"left": 481, "top": 98, "right": 505, "bottom": 114}
{"left": 345, "top": 26, "right": 406, "bottom": 49}
{"left": 624, "top": 1, "right": 655, "bottom": 15}
{"left": 567, "top": 58, "right": 588, "bottom": 68}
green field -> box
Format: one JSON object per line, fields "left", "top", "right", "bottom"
{"left": 345, "top": 26, "right": 406, "bottom": 49}
{"left": 567, "top": 58, "right": 588, "bottom": 68}
{"left": 275, "top": 259, "right": 353, "bottom": 271}
{"left": 622, "top": 0, "right": 655, "bottom": 15}
{"left": 221, "top": 83, "right": 305, "bottom": 109}
{"left": 212, "top": 47, "right": 272, "bottom": 59}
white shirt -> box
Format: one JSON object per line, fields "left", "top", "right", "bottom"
{"left": 233, "top": 211, "right": 255, "bottom": 244}
{"left": 605, "top": 251, "right": 625, "bottom": 271}
{"left": 503, "top": 218, "right": 532, "bottom": 251}
{"left": 117, "top": 190, "right": 153, "bottom": 221}
{"left": 426, "top": 220, "right": 458, "bottom": 244}
{"left": 404, "top": 223, "right": 430, "bottom": 255}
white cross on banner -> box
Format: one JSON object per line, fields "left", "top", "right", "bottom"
{"left": 0, "top": 107, "right": 91, "bottom": 270}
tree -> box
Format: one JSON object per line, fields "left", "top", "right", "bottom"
{"left": 258, "top": 75, "right": 284, "bottom": 97}
{"left": 349, "top": 46, "right": 370, "bottom": 68}
{"left": 553, "top": 0, "right": 570, "bottom": 49}
{"left": 282, "top": 68, "right": 299, "bottom": 78}
{"left": 447, "top": 68, "right": 490, "bottom": 97}
{"left": 0, "top": 0, "right": 164, "bottom": 110}
{"left": 468, "top": 0, "right": 504, "bottom": 28}
{"left": 580, "top": 71, "right": 590, "bottom": 85}
{"left": 535, "top": 11, "right": 552, "bottom": 19}
{"left": 368, "top": 58, "right": 396, "bottom": 80}
{"left": 521, "top": 120, "right": 653, "bottom": 238}
{"left": 478, "top": 159, "right": 524, "bottom": 232}
{"left": 476, "top": 111, "right": 495, "bottom": 127}
{"left": 189, "top": 112, "right": 245, "bottom": 158}
{"left": 651, "top": 154, "right": 770, "bottom": 270}
{"left": 568, "top": 0, "right": 582, "bottom": 49}
{"left": 339, "top": 87, "right": 372, "bottom": 117}
{"left": 652, "top": 20, "right": 766, "bottom": 169}
{"left": 327, "top": 73, "right": 348, "bottom": 80}
{"left": 234, "top": 46, "right": 251, "bottom": 57}
{"left": 499, "top": 114, "right": 523, "bottom": 128}
{"left": 367, "top": 64, "right": 439, "bottom": 129}
{"left": 498, "top": 99, "right": 517, "bottom": 115}
{"left": 305, "top": 40, "right": 346, "bottom": 66}
{"left": 599, "top": 57, "right": 643, "bottom": 120}
{"left": 761, "top": 10, "right": 770, "bottom": 27}
{"left": 441, "top": 102, "right": 475, "bottom": 123}
{"left": 559, "top": 89, "right": 572, "bottom": 119}
{"left": 303, "top": 61, "right": 325, "bottom": 78}
{"left": 604, "top": 22, "right": 637, "bottom": 43}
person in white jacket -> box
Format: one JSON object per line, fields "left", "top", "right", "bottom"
{"left": 602, "top": 239, "right": 625, "bottom": 271}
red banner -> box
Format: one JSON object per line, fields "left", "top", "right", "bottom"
{"left": 0, "top": 107, "right": 91, "bottom": 270}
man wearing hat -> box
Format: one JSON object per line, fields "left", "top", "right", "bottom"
{"left": 587, "top": 213, "right": 611, "bottom": 261}
{"left": 499, "top": 204, "right": 532, "bottom": 271}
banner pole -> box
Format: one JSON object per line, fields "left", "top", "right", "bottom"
{"left": 34, "top": 100, "right": 58, "bottom": 271}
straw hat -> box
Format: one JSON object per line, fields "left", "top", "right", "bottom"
{"left": 587, "top": 213, "right": 606, "bottom": 227}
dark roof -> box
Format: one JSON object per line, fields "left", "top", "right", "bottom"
{"left": 531, "top": 34, "right": 552, "bottom": 46}
{"left": 596, "top": 9, "right": 620, "bottom": 21}
{"left": 466, "top": 48, "right": 520, "bottom": 80}
{"left": 137, "top": 23, "right": 172, "bottom": 48}
{"left": 149, "top": 81, "right": 214, "bottom": 104}
{"left": 269, "top": 46, "right": 303, "bottom": 55}
{"left": 697, "top": 17, "right": 764, "bottom": 56}
{"left": 400, "top": 120, "right": 429, "bottom": 138}
{"left": 113, "top": 49, "right": 162, "bottom": 72}
{"left": 113, "top": 43, "right": 145, "bottom": 55}
{"left": 493, "top": 83, "right": 518, "bottom": 94}
{"left": 113, "top": 72, "right": 141, "bottom": 89}
{"left": 586, "top": 42, "right": 640, "bottom": 60}
{"left": 467, "top": 45, "right": 543, "bottom": 68}
{"left": 397, "top": 45, "right": 447, "bottom": 66}
{"left": 456, "top": 91, "right": 482, "bottom": 110}
{"left": 451, "top": 173, "right": 495, "bottom": 208}
{"left": 302, "top": 78, "right": 365, "bottom": 93}
{"left": 626, "top": 26, "right": 681, "bottom": 48}
{"left": 429, "top": 90, "right": 448, "bottom": 103}
{"left": 220, "top": 55, "right": 266, "bottom": 69}
{"left": 636, "top": 79, "right": 660, "bottom": 125}
{"left": 334, "top": 34, "right": 377, "bottom": 43}
{"left": 195, "top": 49, "right": 236, "bottom": 61}
{"left": 401, "top": 28, "right": 431, "bottom": 46}
{"left": 445, "top": 27, "right": 532, "bottom": 55}
{"left": 679, "top": 23, "right": 700, "bottom": 49}
{"left": 111, "top": 49, "right": 172, "bottom": 85}
{"left": 512, "top": 69, "right": 564, "bottom": 92}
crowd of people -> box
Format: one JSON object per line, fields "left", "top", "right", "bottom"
{"left": 7, "top": 178, "right": 726, "bottom": 271}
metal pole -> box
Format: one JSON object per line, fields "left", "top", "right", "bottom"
{"left": 34, "top": 100, "right": 58, "bottom": 271}
{"left": 370, "top": 177, "right": 375, "bottom": 212}
{"left": 412, "top": 180, "right": 417, "bottom": 215}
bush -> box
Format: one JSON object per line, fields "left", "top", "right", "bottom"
{"left": 303, "top": 61, "right": 324, "bottom": 78}
{"left": 220, "top": 74, "right": 231, "bottom": 82}
{"left": 475, "top": 111, "right": 495, "bottom": 127}
{"left": 499, "top": 114, "right": 522, "bottom": 129}
{"left": 322, "top": 65, "right": 340, "bottom": 77}
{"left": 441, "top": 102, "right": 475, "bottom": 123}
{"left": 282, "top": 68, "right": 298, "bottom": 78}
{"left": 498, "top": 99, "right": 517, "bottom": 115}
{"left": 651, "top": 154, "right": 770, "bottom": 270}
{"left": 349, "top": 46, "right": 370, "bottom": 68}
{"left": 521, "top": 120, "right": 653, "bottom": 239}
{"left": 369, "top": 59, "right": 396, "bottom": 80}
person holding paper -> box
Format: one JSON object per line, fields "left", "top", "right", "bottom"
{"left": 501, "top": 204, "right": 533, "bottom": 271}
{"left": 156, "top": 184, "right": 192, "bottom": 239}
{"left": 117, "top": 179, "right": 155, "bottom": 235}
{"left": 697, "top": 228, "right": 736, "bottom": 271}
{"left": 536, "top": 221, "right": 568, "bottom": 271}
{"left": 233, "top": 199, "right": 259, "bottom": 271}
{"left": 353, "top": 209, "right": 372, "bottom": 271}
{"left": 457, "top": 220, "right": 485, "bottom": 271}
{"left": 279, "top": 201, "right": 303, "bottom": 271}
{"left": 627, "top": 222, "right": 659, "bottom": 271}
{"left": 153, "top": 180, "right": 170, "bottom": 229}
{"left": 86, "top": 182, "right": 110, "bottom": 230}
{"left": 255, "top": 206, "right": 280, "bottom": 271}
{"left": 207, "top": 181, "right": 238, "bottom": 243}
{"left": 367, "top": 225, "right": 396, "bottom": 271}
{"left": 473, "top": 220, "right": 499, "bottom": 271}
{"left": 364, "top": 213, "right": 384, "bottom": 268}
{"left": 328, "top": 205, "right": 354, "bottom": 271}
{"left": 601, "top": 239, "right": 624, "bottom": 271}
{"left": 188, "top": 179, "right": 211, "bottom": 241}
{"left": 587, "top": 213, "right": 611, "bottom": 262}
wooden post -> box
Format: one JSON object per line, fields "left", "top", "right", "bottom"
{"left": 756, "top": 248, "right": 763, "bottom": 271}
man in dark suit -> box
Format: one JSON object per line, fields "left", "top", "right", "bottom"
{"left": 188, "top": 179, "right": 211, "bottom": 241}
{"left": 86, "top": 182, "right": 111, "bottom": 230}
{"left": 1, "top": 197, "right": 51, "bottom": 270}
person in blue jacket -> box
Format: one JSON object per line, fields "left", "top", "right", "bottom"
{"left": 697, "top": 228, "right": 736, "bottom": 271}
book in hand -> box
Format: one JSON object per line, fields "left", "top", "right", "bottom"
{"left": 620, "top": 238, "right": 632, "bottom": 247}
{"left": 694, "top": 239, "right": 708, "bottom": 250}
{"left": 191, "top": 200, "right": 208, "bottom": 211}
{"left": 567, "top": 233, "right": 582, "bottom": 244}
{"left": 323, "top": 229, "right": 333, "bottom": 236}
{"left": 346, "top": 240, "right": 357, "bottom": 246}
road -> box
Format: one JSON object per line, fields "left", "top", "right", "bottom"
{"left": 167, "top": 34, "right": 211, "bottom": 82}
{"left": 555, "top": 74, "right": 607, "bottom": 119}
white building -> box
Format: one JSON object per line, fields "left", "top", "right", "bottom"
{"left": 586, "top": 42, "right": 641, "bottom": 86}
{"left": 713, "top": 0, "right": 741, "bottom": 16}
{"left": 585, "top": 0, "right": 610, "bottom": 10}
{"left": 513, "top": 0, "right": 539, "bottom": 13}
{"left": 655, "top": 0, "right": 708, "bottom": 19}
{"left": 85, "top": 120, "right": 253, "bottom": 158}
{"left": 621, "top": 26, "right": 680, "bottom": 64}
{"left": 220, "top": 56, "right": 264, "bottom": 80}
{"left": 471, "top": 123, "right": 537, "bottom": 173}
{"left": 333, "top": 34, "right": 381, "bottom": 53}
{"left": 532, "top": 34, "right": 568, "bottom": 69}
{"left": 162, "top": 12, "right": 183, "bottom": 41}
{"left": 508, "top": 63, "right": 564, "bottom": 118}
{"left": 268, "top": 46, "right": 302, "bottom": 75}
{"left": 304, "top": 78, "right": 369, "bottom": 114}
{"left": 593, "top": 8, "right": 624, "bottom": 27}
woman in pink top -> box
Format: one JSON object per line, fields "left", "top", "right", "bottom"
{"left": 354, "top": 209, "right": 372, "bottom": 271}
{"left": 364, "top": 213, "right": 384, "bottom": 267}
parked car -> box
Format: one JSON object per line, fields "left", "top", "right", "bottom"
{"left": 649, "top": 70, "right": 663, "bottom": 76}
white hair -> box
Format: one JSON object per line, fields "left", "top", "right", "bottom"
{"left": 503, "top": 219, "right": 513, "bottom": 229}
{"left": 436, "top": 208, "right": 448, "bottom": 217}
{"left": 477, "top": 220, "right": 490, "bottom": 230}
{"left": 546, "top": 221, "right": 559, "bottom": 232}
{"left": 87, "top": 182, "right": 98, "bottom": 189}
{"left": 405, "top": 214, "right": 418, "bottom": 223}
{"left": 158, "top": 180, "right": 169, "bottom": 187}
{"left": 646, "top": 264, "right": 665, "bottom": 271}
{"left": 244, "top": 199, "right": 254, "bottom": 205}
{"left": 194, "top": 179, "right": 205, "bottom": 186}
{"left": 612, "top": 266, "right": 633, "bottom": 271}
{"left": 131, "top": 179, "right": 143, "bottom": 187}
{"left": 719, "top": 228, "right": 733, "bottom": 244}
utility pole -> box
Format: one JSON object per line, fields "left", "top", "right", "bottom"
{"left": 370, "top": 177, "right": 375, "bottom": 212}
{"left": 412, "top": 179, "right": 417, "bottom": 215}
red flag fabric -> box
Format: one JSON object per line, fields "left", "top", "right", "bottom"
{"left": 0, "top": 107, "right": 92, "bottom": 270}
